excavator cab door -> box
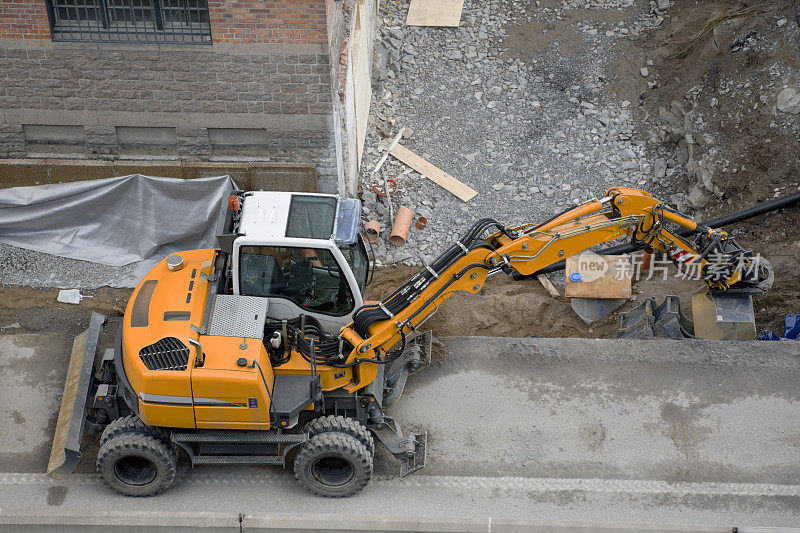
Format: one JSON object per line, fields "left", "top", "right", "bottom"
{"left": 232, "top": 195, "right": 367, "bottom": 333}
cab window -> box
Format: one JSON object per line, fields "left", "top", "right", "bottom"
{"left": 338, "top": 237, "right": 368, "bottom": 294}
{"left": 239, "top": 246, "right": 355, "bottom": 316}
{"left": 285, "top": 196, "right": 337, "bottom": 240}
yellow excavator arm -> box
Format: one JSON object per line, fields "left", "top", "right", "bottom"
{"left": 331, "top": 187, "right": 773, "bottom": 390}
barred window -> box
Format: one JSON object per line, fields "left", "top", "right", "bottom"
{"left": 46, "top": 0, "right": 212, "bottom": 44}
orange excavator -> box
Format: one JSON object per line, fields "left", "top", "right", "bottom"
{"left": 47, "top": 187, "right": 772, "bottom": 497}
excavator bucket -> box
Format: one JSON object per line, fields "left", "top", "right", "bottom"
{"left": 47, "top": 312, "right": 107, "bottom": 479}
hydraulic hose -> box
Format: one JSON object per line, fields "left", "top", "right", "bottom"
{"left": 518, "top": 190, "right": 800, "bottom": 277}
{"left": 352, "top": 217, "right": 507, "bottom": 338}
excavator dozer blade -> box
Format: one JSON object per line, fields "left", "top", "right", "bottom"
{"left": 47, "top": 312, "right": 107, "bottom": 479}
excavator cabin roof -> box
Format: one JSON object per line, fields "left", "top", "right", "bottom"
{"left": 235, "top": 191, "right": 361, "bottom": 245}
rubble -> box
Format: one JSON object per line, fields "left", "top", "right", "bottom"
{"left": 361, "top": 0, "right": 670, "bottom": 267}
{"left": 777, "top": 87, "right": 800, "bottom": 115}
{"left": 354, "top": 0, "right": 800, "bottom": 334}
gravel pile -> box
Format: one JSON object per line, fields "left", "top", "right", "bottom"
{"left": 647, "top": 22, "right": 800, "bottom": 213}
{"left": 0, "top": 242, "right": 157, "bottom": 289}
{"left": 359, "top": 0, "right": 673, "bottom": 267}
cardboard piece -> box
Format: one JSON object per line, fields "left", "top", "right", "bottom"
{"left": 406, "top": 0, "right": 464, "bottom": 27}
{"left": 565, "top": 254, "right": 632, "bottom": 299}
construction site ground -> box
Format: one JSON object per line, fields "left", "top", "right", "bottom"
{"left": 2, "top": 0, "right": 800, "bottom": 529}
{"left": 0, "top": 259, "right": 794, "bottom": 339}
{"left": 358, "top": 0, "right": 800, "bottom": 335}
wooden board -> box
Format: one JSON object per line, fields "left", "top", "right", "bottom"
{"left": 565, "top": 254, "right": 631, "bottom": 299}
{"left": 351, "top": 0, "right": 371, "bottom": 168}
{"left": 406, "top": 0, "right": 464, "bottom": 27}
{"left": 537, "top": 274, "right": 560, "bottom": 299}
{"left": 383, "top": 141, "right": 477, "bottom": 202}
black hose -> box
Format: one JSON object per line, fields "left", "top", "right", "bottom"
{"left": 517, "top": 190, "right": 800, "bottom": 277}
{"left": 252, "top": 360, "right": 276, "bottom": 427}
{"left": 698, "top": 190, "right": 800, "bottom": 228}
{"left": 352, "top": 217, "right": 505, "bottom": 338}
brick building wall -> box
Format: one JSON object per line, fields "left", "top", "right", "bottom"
{"left": 209, "top": 0, "right": 327, "bottom": 44}
{"left": 0, "top": 0, "right": 340, "bottom": 192}
{"left": 0, "top": 0, "right": 49, "bottom": 39}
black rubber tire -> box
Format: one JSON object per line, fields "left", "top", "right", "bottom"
{"left": 97, "top": 433, "right": 177, "bottom": 497}
{"left": 304, "top": 415, "right": 375, "bottom": 455}
{"left": 100, "top": 415, "right": 170, "bottom": 448}
{"left": 293, "top": 433, "right": 372, "bottom": 497}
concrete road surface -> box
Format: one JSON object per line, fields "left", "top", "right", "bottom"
{"left": 0, "top": 333, "right": 798, "bottom": 529}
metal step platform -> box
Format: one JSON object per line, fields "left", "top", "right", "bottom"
{"left": 172, "top": 430, "right": 308, "bottom": 467}
{"left": 190, "top": 455, "right": 284, "bottom": 465}
{"left": 172, "top": 432, "right": 306, "bottom": 444}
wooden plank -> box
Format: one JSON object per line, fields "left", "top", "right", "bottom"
{"left": 406, "top": 0, "right": 464, "bottom": 27}
{"left": 370, "top": 127, "right": 405, "bottom": 176}
{"left": 383, "top": 141, "right": 477, "bottom": 202}
{"left": 565, "top": 254, "right": 631, "bottom": 299}
{"left": 372, "top": 128, "right": 405, "bottom": 221}
{"left": 537, "top": 274, "right": 560, "bottom": 299}
{"left": 352, "top": 0, "right": 371, "bottom": 168}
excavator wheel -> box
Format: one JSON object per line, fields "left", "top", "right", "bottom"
{"left": 99, "top": 415, "right": 170, "bottom": 449}
{"left": 97, "top": 433, "right": 177, "bottom": 497}
{"left": 293, "top": 432, "right": 372, "bottom": 497}
{"left": 304, "top": 415, "right": 375, "bottom": 455}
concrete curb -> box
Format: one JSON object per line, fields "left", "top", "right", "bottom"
{"left": 0, "top": 510, "right": 240, "bottom": 532}
{"left": 1, "top": 510, "right": 798, "bottom": 532}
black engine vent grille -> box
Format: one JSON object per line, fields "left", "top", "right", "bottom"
{"left": 139, "top": 337, "right": 190, "bottom": 371}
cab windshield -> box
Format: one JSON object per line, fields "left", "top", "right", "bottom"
{"left": 239, "top": 245, "right": 355, "bottom": 316}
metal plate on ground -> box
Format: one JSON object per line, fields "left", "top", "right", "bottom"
{"left": 207, "top": 295, "right": 268, "bottom": 339}
{"left": 712, "top": 292, "right": 755, "bottom": 323}
{"left": 692, "top": 288, "right": 755, "bottom": 340}
{"left": 571, "top": 297, "right": 626, "bottom": 324}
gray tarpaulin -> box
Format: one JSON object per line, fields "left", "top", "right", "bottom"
{"left": 0, "top": 174, "right": 235, "bottom": 266}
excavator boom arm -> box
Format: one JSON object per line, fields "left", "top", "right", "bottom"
{"left": 338, "top": 188, "right": 772, "bottom": 389}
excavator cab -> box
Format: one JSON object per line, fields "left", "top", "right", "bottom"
{"left": 221, "top": 191, "right": 371, "bottom": 333}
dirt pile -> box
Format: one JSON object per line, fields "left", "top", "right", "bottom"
{"left": 1, "top": 263, "right": 709, "bottom": 340}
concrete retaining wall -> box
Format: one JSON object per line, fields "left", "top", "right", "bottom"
{"left": 0, "top": 158, "right": 318, "bottom": 192}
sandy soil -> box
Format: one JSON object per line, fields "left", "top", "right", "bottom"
{"left": 367, "top": 264, "right": 710, "bottom": 339}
